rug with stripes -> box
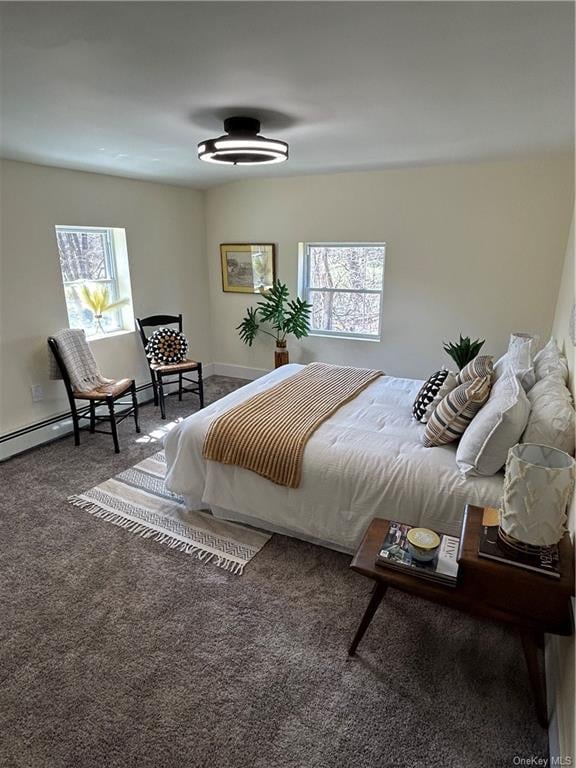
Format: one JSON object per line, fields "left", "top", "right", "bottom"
{"left": 68, "top": 451, "right": 271, "bottom": 574}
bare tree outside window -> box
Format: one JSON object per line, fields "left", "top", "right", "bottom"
{"left": 302, "top": 243, "right": 385, "bottom": 338}
{"left": 57, "top": 230, "right": 109, "bottom": 282}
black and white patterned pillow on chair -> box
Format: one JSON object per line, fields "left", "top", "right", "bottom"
{"left": 412, "top": 369, "right": 458, "bottom": 423}
{"left": 145, "top": 327, "right": 188, "bottom": 365}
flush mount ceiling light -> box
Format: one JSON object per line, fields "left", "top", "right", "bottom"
{"left": 198, "top": 116, "right": 288, "bottom": 166}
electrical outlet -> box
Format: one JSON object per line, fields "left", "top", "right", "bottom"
{"left": 31, "top": 384, "right": 44, "bottom": 402}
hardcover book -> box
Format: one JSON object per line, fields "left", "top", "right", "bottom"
{"left": 477, "top": 507, "right": 561, "bottom": 579}
{"left": 376, "top": 521, "right": 460, "bottom": 586}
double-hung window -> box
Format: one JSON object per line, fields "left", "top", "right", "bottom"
{"left": 55, "top": 225, "right": 134, "bottom": 337}
{"left": 300, "top": 242, "right": 386, "bottom": 340}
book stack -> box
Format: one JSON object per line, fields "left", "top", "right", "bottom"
{"left": 376, "top": 521, "right": 460, "bottom": 587}
{"left": 477, "top": 507, "right": 561, "bottom": 579}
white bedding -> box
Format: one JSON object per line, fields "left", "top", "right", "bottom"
{"left": 164, "top": 364, "right": 504, "bottom": 553}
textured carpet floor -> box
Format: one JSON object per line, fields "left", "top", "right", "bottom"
{"left": 0, "top": 377, "right": 548, "bottom": 768}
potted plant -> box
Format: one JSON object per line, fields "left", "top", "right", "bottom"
{"left": 237, "top": 280, "right": 312, "bottom": 368}
{"left": 76, "top": 283, "right": 128, "bottom": 335}
{"left": 443, "top": 334, "right": 485, "bottom": 370}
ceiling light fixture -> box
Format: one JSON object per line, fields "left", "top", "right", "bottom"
{"left": 198, "top": 117, "right": 288, "bottom": 166}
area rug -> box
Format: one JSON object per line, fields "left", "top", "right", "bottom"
{"left": 68, "top": 451, "right": 271, "bottom": 574}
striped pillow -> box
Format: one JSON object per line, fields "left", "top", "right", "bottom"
{"left": 423, "top": 376, "right": 492, "bottom": 447}
{"left": 456, "top": 355, "right": 493, "bottom": 385}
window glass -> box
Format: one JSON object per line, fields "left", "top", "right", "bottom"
{"left": 301, "top": 243, "right": 386, "bottom": 339}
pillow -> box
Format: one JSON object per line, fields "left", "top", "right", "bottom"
{"left": 522, "top": 375, "right": 575, "bottom": 456}
{"left": 145, "top": 327, "right": 188, "bottom": 364}
{"left": 528, "top": 375, "right": 573, "bottom": 405}
{"left": 456, "top": 374, "right": 530, "bottom": 476}
{"left": 456, "top": 356, "right": 493, "bottom": 385}
{"left": 423, "top": 376, "right": 492, "bottom": 447}
{"left": 493, "top": 333, "right": 535, "bottom": 392}
{"left": 412, "top": 369, "right": 458, "bottom": 423}
{"left": 533, "top": 338, "right": 569, "bottom": 384}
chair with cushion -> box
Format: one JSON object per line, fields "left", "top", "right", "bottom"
{"left": 48, "top": 336, "right": 140, "bottom": 453}
{"left": 136, "top": 314, "right": 204, "bottom": 420}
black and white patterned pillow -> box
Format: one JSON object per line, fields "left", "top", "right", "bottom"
{"left": 412, "top": 369, "right": 458, "bottom": 423}
{"left": 145, "top": 328, "right": 188, "bottom": 365}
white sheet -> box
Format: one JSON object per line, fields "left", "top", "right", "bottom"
{"left": 164, "top": 364, "right": 504, "bottom": 552}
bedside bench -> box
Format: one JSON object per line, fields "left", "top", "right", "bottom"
{"left": 348, "top": 505, "right": 575, "bottom": 727}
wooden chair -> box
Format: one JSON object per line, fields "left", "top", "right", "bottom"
{"left": 136, "top": 314, "right": 204, "bottom": 420}
{"left": 48, "top": 336, "right": 140, "bottom": 453}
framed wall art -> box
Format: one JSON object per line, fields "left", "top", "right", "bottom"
{"left": 220, "top": 243, "right": 276, "bottom": 293}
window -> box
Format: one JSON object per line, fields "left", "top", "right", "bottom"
{"left": 55, "top": 226, "right": 134, "bottom": 337}
{"left": 300, "top": 242, "right": 386, "bottom": 340}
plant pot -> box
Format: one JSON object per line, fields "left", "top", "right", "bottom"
{"left": 275, "top": 341, "right": 289, "bottom": 368}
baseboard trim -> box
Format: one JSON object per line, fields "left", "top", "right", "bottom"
{"left": 211, "top": 362, "right": 269, "bottom": 380}
{"left": 0, "top": 363, "right": 265, "bottom": 461}
{"left": 0, "top": 416, "right": 77, "bottom": 462}
{"left": 202, "top": 362, "right": 215, "bottom": 378}
{"left": 546, "top": 600, "right": 576, "bottom": 764}
{"left": 0, "top": 364, "right": 266, "bottom": 461}
{"left": 546, "top": 638, "right": 561, "bottom": 762}
{"left": 0, "top": 379, "right": 185, "bottom": 462}
{"left": 0, "top": 383, "right": 152, "bottom": 462}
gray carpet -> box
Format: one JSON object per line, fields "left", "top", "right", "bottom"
{"left": 0, "top": 377, "right": 548, "bottom": 768}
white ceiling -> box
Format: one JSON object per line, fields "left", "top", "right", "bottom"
{"left": 0, "top": 2, "right": 573, "bottom": 189}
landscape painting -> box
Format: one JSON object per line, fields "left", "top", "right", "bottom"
{"left": 220, "top": 243, "right": 275, "bottom": 293}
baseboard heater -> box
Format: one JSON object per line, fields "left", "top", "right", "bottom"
{"left": 0, "top": 382, "right": 156, "bottom": 458}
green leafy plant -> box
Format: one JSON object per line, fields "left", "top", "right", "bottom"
{"left": 443, "top": 335, "right": 485, "bottom": 370}
{"left": 76, "top": 283, "right": 129, "bottom": 333}
{"left": 237, "top": 280, "right": 312, "bottom": 347}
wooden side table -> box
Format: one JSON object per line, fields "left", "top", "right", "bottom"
{"left": 348, "top": 505, "right": 575, "bottom": 727}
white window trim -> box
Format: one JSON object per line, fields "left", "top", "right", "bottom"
{"left": 298, "top": 241, "right": 386, "bottom": 341}
{"left": 88, "top": 328, "right": 135, "bottom": 342}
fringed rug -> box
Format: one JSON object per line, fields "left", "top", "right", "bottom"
{"left": 68, "top": 451, "right": 271, "bottom": 574}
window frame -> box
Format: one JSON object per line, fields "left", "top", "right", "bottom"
{"left": 55, "top": 224, "right": 131, "bottom": 338}
{"left": 299, "top": 241, "right": 387, "bottom": 341}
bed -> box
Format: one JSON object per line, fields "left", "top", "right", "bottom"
{"left": 164, "top": 364, "right": 504, "bottom": 553}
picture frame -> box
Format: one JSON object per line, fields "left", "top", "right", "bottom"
{"left": 220, "top": 243, "right": 276, "bottom": 294}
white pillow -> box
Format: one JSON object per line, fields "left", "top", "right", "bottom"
{"left": 456, "top": 374, "right": 530, "bottom": 476}
{"left": 528, "top": 375, "right": 572, "bottom": 405}
{"left": 533, "top": 338, "right": 569, "bottom": 384}
{"left": 493, "top": 333, "right": 535, "bottom": 392}
{"left": 522, "top": 375, "right": 575, "bottom": 455}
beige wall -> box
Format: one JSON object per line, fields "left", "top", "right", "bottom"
{"left": 0, "top": 159, "right": 209, "bottom": 435}
{"left": 548, "top": 210, "right": 575, "bottom": 763}
{"left": 553, "top": 213, "right": 575, "bottom": 394}
{"left": 205, "top": 154, "right": 573, "bottom": 378}
{"left": 1, "top": 154, "right": 573, "bottom": 439}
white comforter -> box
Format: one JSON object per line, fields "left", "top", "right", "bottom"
{"left": 164, "top": 364, "right": 503, "bottom": 552}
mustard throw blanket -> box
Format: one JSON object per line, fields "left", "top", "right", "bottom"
{"left": 202, "top": 362, "right": 383, "bottom": 488}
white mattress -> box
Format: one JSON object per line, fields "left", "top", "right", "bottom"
{"left": 164, "top": 364, "right": 504, "bottom": 552}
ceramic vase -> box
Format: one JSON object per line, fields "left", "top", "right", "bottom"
{"left": 500, "top": 443, "right": 575, "bottom": 547}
